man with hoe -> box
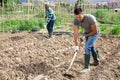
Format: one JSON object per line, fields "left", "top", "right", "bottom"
{"left": 73, "top": 8, "right": 100, "bottom": 72}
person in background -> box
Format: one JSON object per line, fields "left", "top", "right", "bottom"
{"left": 44, "top": 4, "right": 56, "bottom": 39}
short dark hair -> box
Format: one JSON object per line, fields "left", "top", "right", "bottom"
{"left": 74, "top": 8, "right": 83, "bottom": 15}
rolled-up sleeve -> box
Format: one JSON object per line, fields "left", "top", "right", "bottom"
{"left": 74, "top": 19, "right": 79, "bottom": 26}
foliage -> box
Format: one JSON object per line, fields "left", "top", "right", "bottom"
{"left": 55, "top": 18, "right": 61, "bottom": 26}
{"left": 0, "top": 19, "right": 44, "bottom": 32}
{"left": 67, "top": 5, "right": 74, "bottom": 13}
{"left": 0, "top": 0, "right": 21, "bottom": 11}
{"left": 110, "top": 13, "right": 120, "bottom": 24}
{"left": 0, "top": 0, "right": 21, "bottom": 4}
{"left": 38, "top": 19, "right": 44, "bottom": 29}
{"left": 94, "top": 9, "right": 120, "bottom": 25}
{"left": 100, "top": 23, "right": 107, "bottom": 31}
{"left": 54, "top": 16, "right": 62, "bottom": 26}
{"left": 111, "top": 25, "right": 120, "bottom": 35}
{"left": 94, "top": 10, "right": 110, "bottom": 23}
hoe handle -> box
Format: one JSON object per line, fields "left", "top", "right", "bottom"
{"left": 66, "top": 51, "right": 78, "bottom": 72}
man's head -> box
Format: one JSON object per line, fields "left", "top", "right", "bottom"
{"left": 45, "top": 4, "right": 49, "bottom": 11}
{"left": 74, "top": 8, "right": 84, "bottom": 21}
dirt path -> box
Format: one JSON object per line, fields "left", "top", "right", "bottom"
{"left": 0, "top": 32, "right": 119, "bottom": 80}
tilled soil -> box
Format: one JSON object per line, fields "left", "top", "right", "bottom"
{"left": 0, "top": 32, "right": 120, "bottom": 80}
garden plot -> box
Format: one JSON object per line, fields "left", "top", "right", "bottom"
{"left": 0, "top": 32, "right": 119, "bottom": 80}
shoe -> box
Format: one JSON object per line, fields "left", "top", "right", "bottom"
{"left": 80, "top": 54, "right": 90, "bottom": 73}
{"left": 90, "top": 61, "right": 99, "bottom": 66}
{"left": 84, "top": 54, "right": 90, "bottom": 68}
{"left": 80, "top": 68, "right": 90, "bottom": 73}
{"left": 91, "top": 51, "right": 99, "bottom": 66}
{"left": 48, "top": 33, "right": 53, "bottom": 38}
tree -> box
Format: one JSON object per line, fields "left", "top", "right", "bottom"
{"left": 75, "top": 0, "right": 87, "bottom": 9}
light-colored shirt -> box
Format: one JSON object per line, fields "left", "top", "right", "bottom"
{"left": 45, "top": 7, "right": 56, "bottom": 24}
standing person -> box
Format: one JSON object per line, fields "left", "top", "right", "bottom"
{"left": 44, "top": 4, "right": 56, "bottom": 39}
{"left": 73, "top": 8, "right": 100, "bottom": 72}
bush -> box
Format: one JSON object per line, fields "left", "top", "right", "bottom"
{"left": 94, "top": 10, "right": 111, "bottom": 24}
{"left": 1, "top": 21, "right": 11, "bottom": 32}
{"left": 100, "top": 24, "right": 107, "bottom": 31}
{"left": 0, "top": 19, "right": 45, "bottom": 32}
{"left": 111, "top": 25, "right": 120, "bottom": 35}
{"left": 18, "top": 20, "right": 31, "bottom": 31}
{"left": 110, "top": 13, "right": 120, "bottom": 24}
{"left": 38, "top": 19, "right": 44, "bottom": 29}
{"left": 94, "top": 9, "right": 120, "bottom": 25}
{"left": 10, "top": 20, "right": 20, "bottom": 25}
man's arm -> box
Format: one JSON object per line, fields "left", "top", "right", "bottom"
{"left": 73, "top": 25, "right": 79, "bottom": 46}
{"left": 85, "top": 24, "right": 98, "bottom": 37}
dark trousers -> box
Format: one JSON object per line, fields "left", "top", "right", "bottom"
{"left": 47, "top": 20, "right": 56, "bottom": 34}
